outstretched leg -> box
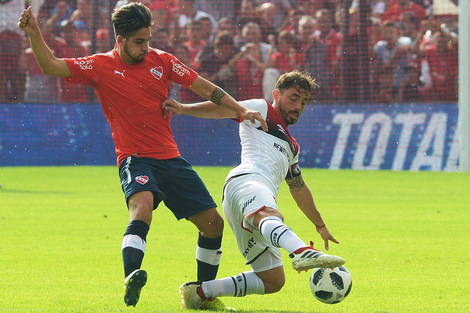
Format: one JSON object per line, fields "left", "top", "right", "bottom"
{"left": 254, "top": 207, "right": 345, "bottom": 272}
{"left": 179, "top": 266, "right": 285, "bottom": 310}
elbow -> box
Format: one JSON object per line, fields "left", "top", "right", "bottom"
{"left": 42, "top": 57, "right": 69, "bottom": 77}
{"left": 40, "top": 66, "right": 55, "bottom": 76}
{"left": 42, "top": 68, "right": 63, "bottom": 77}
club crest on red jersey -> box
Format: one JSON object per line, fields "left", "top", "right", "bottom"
{"left": 135, "top": 175, "right": 149, "bottom": 185}
{"left": 150, "top": 66, "right": 163, "bottom": 80}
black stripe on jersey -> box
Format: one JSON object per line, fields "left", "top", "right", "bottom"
{"left": 257, "top": 101, "right": 299, "bottom": 156}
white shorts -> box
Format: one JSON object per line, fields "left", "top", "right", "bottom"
{"left": 222, "top": 174, "right": 283, "bottom": 272}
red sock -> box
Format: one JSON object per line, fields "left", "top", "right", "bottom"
{"left": 293, "top": 241, "right": 319, "bottom": 254}
{"left": 293, "top": 246, "right": 312, "bottom": 254}
{"left": 196, "top": 286, "right": 207, "bottom": 301}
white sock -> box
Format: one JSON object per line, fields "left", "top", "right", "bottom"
{"left": 258, "top": 216, "right": 306, "bottom": 253}
{"left": 201, "top": 271, "right": 265, "bottom": 298}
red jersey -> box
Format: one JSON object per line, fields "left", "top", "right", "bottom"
{"left": 271, "top": 52, "right": 303, "bottom": 74}
{"left": 64, "top": 47, "right": 198, "bottom": 165}
{"left": 236, "top": 58, "right": 264, "bottom": 100}
{"left": 424, "top": 45, "right": 458, "bottom": 101}
{"left": 318, "top": 30, "right": 342, "bottom": 68}
{"left": 381, "top": 3, "right": 426, "bottom": 23}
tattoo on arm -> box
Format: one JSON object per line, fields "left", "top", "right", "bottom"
{"left": 211, "top": 87, "right": 226, "bottom": 106}
{"left": 286, "top": 176, "right": 305, "bottom": 193}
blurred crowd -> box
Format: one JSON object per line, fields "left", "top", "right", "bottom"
{"left": 0, "top": 0, "right": 459, "bottom": 104}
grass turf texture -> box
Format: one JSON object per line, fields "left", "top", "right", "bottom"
{"left": 0, "top": 166, "right": 469, "bottom": 312}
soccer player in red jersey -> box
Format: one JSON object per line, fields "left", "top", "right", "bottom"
{"left": 19, "top": 2, "right": 267, "bottom": 308}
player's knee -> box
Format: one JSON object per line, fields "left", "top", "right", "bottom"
{"left": 208, "top": 212, "right": 224, "bottom": 233}
{"left": 192, "top": 208, "right": 224, "bottom": 237}
{"left": 252, "top": 207, "right": 284, "bottom": 228}
{"left": 129, "top": 200, "right": 151, "bottom": 213}
{"left": 128, "top": 191, "right": 154, "bottom": 215}
{"left": 128, "top": 198, "right": 153, "bottom": 224}
{"left": 130, "top": 204, "right": 152, "bottom": 223}
{"left": 263, "top": 276, "right": 285, "bottom": 294}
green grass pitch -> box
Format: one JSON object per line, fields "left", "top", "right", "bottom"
{"left": 0, "top": 166, "right": 469, "bottom": 312}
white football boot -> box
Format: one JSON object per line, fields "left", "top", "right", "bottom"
{"left": 179, "top": 282, "right": 204, "bottom": 310}
{"left": 290, "top": 242, "right": 345, "bottom": 272}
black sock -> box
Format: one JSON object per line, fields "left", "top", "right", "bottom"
{"left": 196, "top": 233, "right": 222, "bottom": 282}
{"left": 122, "top": 220, "right": 149, "bottom": 278}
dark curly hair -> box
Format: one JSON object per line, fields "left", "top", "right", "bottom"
{"left": 275, "top": 70, "right": 318, "bottom": 94}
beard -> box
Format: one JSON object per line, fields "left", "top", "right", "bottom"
{"left": 123, "top": 42, "right": 147, "bottom": 64}
{"left": 278, "top": 98, "right": 300, "bottom": 125}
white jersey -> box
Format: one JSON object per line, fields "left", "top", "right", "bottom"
{"left": 226, "top": 99, "right": 301, "bottom": 197}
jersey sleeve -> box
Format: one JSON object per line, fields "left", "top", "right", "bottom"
{"left": 237, "top": 99, "right": 269, "bottom": 128}
{"left": 63, "top": 56, "right": 100, "bottom": 86}
{"left": 286, "top": 153, "right": 301, "bottom": 180}
{"left": 286, "top": 140, "right": 301, "bottom": 179}
{"left": 167, "top": 54, "right": 198, "bottom": 87}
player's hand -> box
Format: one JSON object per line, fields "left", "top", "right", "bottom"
{"left": 18, "top": 7, "right": 39, "bottom": 36}
{"left": 162, "top": 98, "right": 185, "bottom": 118}
{"left": 316, "top": 225, "right": 340, "bottom": 251}
{"left": 240, "top": 108, "right": 268, "bottom": 131}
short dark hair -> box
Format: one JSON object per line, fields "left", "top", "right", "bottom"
{"left": 215, "top": 32, "right": 234, "bottom": 47}
{"left": 275, "top": 70, "right": 318, "bottom": 94}
{"left": 112, "top": 2, "right": 153, "bottom": 39}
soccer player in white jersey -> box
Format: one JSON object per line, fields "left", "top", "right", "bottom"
{"left": 163, "top": 70, "right": 345, "bottom": 310}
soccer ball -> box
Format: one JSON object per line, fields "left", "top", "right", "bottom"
{"left": 309, "top": 266, "right": 352, "bottom": 304}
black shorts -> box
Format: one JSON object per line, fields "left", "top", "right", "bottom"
{"left": 119, "top": 156, "right": 217, "bottom": 220}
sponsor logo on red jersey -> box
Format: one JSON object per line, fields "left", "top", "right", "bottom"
{"left": 135, "top": 175, "right": 149, "bottom": 185}
{"left": 171, "top": 59, "right": 190, "bottom": 77}
{"left": 150, "top": 66, "right": 163, "bottom": 80}
{"left": 114, "top": 69, "right": 125, "bottom": 78}
{"left": 74, "top": 59, "right": 94, "bottom": 70}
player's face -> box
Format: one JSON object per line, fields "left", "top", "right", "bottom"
{"left": 119, "top": 27, "right": 152, "bottom": 65}
{"left": 275, "top": 87, "right": 310, "bottom": 125}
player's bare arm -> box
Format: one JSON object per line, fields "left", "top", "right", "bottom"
{"left": 210, "top": 87, "right": 226, "bottom": 106}
{"left": 162, "top": 99, "right": 238, "bottom": 119}
{"left": 18, "top": 7, "right": 71, "bottom": 78}
{"left": 189, "top": 76, "right": 268, "bottom": 131}
{"left": 285, "top": 174, "right": 305, "bottom": 193}
{"left": 286, "top": 174, "right": 340, "bottom": 250}
{"left": 285, "top": 175, "right": 321, "bottom": 225}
